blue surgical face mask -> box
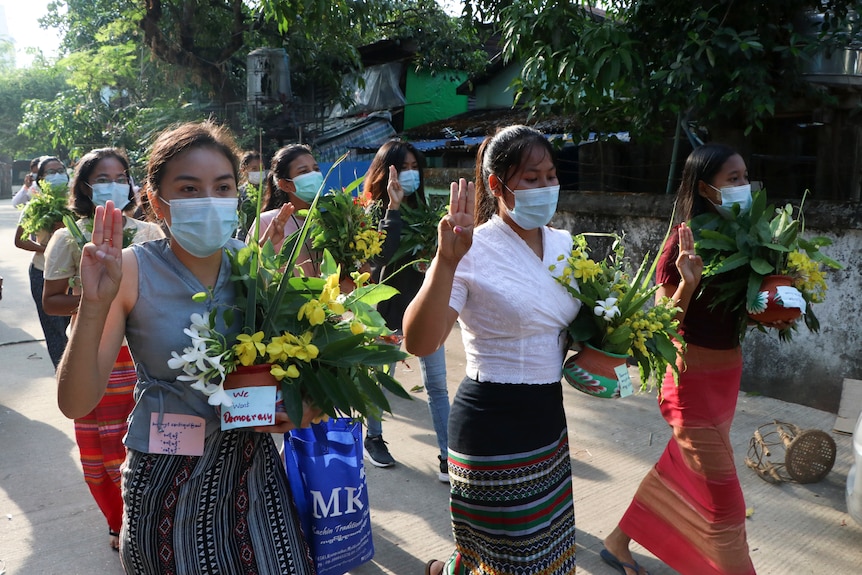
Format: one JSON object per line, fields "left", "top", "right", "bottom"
{"left": 44, "top": 172, "right": 69, "bottom": 189}
{"left": 90, "top": 182, "right": 130, "bottom": 209}
{"left": 398, "top": 169, "right": 420, "bottom": 196}
{"left": 709, "top": 183, "right": 752, "bottom": 219}
{"left": 504, "top": 184, "right": 560, "bottom": 230}
{"left": 161, "top": 197, "right": 238, "bottom": 257}
{"left": 289, "top": 171, "right": 324, "bottom": 203}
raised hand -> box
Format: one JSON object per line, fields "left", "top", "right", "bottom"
{"left": 260, "top": 202, "right": 296, "bottom": 248}
{"left": 79, "top": 202, "right": 124, "bottom": 306}
{"left": 675, "top": 222, "right": 703, "bottom": 287}
{"left": 437, "top": 178, "right": 475, "bottom": 266}
{"left": 386, "top": 165, "right": 404, "bottom": 210}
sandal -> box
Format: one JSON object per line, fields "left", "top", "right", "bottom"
{"left": 109, "top": 529, "right": 121, "bottom": 552}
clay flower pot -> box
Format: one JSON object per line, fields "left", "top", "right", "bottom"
{"left": 221, "top": 364, "right": 283, "bottom": 428}
{"left": 748, "top": 274, "right": 804, "bottom": 325}
{"left": 563, "top": 344, "right": 628, "bottom": 399}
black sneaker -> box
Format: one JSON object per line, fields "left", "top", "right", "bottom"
{"left": 438, "top": 455, "right": 449, "bottom": 483}
{"left": 364, "top": 434, "right": 395, "bottom": 468}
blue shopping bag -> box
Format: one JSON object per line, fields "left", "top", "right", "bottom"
{"left": 284, "top": 418, "right": 374, "bottom": 575}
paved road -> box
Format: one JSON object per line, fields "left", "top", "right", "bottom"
{"left": 1, "top": 200, "right": 860, "bottom": 574}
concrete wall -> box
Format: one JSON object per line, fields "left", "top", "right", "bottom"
{"left": 553, "top": 191, "right": 861, "bottom": 413}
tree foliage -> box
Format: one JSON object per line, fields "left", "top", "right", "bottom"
{"left": 463, "top": 0, "right": 862, "bottom": 139}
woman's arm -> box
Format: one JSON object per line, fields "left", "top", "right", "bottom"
{"left": 57, "top": 204, "right": 131, "bottom": 419}
{"left": 43, "top": 278, "right": 80, "bottom": 316}
{"left": 14, "top": 224, "right": 44, "bottom": 254}
{"left": 403, "top": 179, "right": 474, "bottom": 356}
{"left": 657, "top": 222, "right": 703, "bottom": 324}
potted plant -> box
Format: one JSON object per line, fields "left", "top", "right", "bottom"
{"left": 168, "top": 164, "right": 410, "bottom": 429}
{"left": 692, "top": 188, "right": 842, "bottom": 340}
{"left": 551, "top": 233, "right": 683, "bottom": 398}
{"left": 302, "top": 177, "right": 386, "bottom": 280}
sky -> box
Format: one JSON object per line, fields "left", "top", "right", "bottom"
{"left": 0, "top": 0, "right": 63, "bottom": 68}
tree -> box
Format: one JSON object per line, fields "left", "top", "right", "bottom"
{"left": 462, "top": 0, "right": 862, "bottom": 139}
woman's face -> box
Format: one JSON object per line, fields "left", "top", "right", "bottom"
{"left": 244, "top": 158, "right": 262, "bottom": 174}
{"left": 154, "top": 146, "right": 237, "bottom": 224}
{"left": 40, "top": 160, "right": 64, "bottom": 179}
{"left": 277, "top": 152, "right": 319, "bottom": 208}
{"left": 698, "top": 153, "right": 749, "bottom": 205}
{"left": 86, "top": 156, "right": 128, "bottom": 198}
{"left": 496, "top": 145, "right": 558, "bottom": 210}
{"left": 400, "top": 151, "right": 418, "bottom": 173}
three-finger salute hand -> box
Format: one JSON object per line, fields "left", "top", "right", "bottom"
{"left": 438, "top": 178, "right": 475, "bottom": 265}
{"left": 79, "top": 201, "right": 124, "bottom": 304}
{"left": 675, "top": 222, "right": 703, "bottom": 286}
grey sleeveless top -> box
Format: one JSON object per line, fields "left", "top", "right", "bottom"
{"left": 124, "top": 238, "right": 243, "bottom": 452}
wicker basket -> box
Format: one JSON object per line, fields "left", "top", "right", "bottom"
{"left": 745, "top": 420, "right": 837, "bottom": 484}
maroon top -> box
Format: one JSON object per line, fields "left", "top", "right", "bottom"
{"left": 656, "top": 225, "right": 743, "bottom": 349}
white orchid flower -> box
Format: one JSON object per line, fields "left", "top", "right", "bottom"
{"left": 189, "top": 312, "right": 211, "bottom": 334}
{"left": 207, "top": 384, "right": 233, "bottom": 408}
{"left": 167, "top": 350, "right": 189, "bottom": 370}
{"left": 594, "top": 297, "right": 621, "bottom": 322}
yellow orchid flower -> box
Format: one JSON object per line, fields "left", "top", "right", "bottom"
{"left": 270, "top": 364, "right": 300, "bottom": 381}
{"left": 234, "top": 331, "right": 266, "bottom": 366}
{"left": 298, "top": 299, "right": 326, "bottom": 326}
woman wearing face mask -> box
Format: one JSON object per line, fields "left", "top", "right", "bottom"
{"left": 359, "top": 139, "right": 450, "bottom": 477}
{"left": 601, "top": 144, "right": 767, "bottom": 575}
{"left": 235, "top": 151, "right": 265, "bottom": 241}
{"left": 247, "top": 144, "right": 322, "bottom": 277}
{"left": 13, "top": 156, "right": 72, "bottom": 369}
{"left": 56, "top": 122, "right": 317, "bottom": 573}
{"left": 42, "top": 148, "right": 164, "bottom": 551}
{"left": 403, "top": 126, "right": 580, "bottom": 575}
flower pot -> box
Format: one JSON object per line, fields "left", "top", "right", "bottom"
{"left": 563, "top": 344, "right": 629, "bottom": 399}
{"left": 221, "top": 364, "right": 283, "bottom": 430}
{"left": 748, "top": 274, "right": 804, "bottom": 325}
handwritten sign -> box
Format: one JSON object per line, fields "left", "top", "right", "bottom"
{"left": 775, "top": 285, "right": 807, "bottom": 313}
{"left": 220, "top": 386, "right": 277, "bottom": 431}
{"left": 614, "top": 364, "right": 634, "bottom": 398}
{"left": 148, "top": 413, "right": 205, "bottom": 456}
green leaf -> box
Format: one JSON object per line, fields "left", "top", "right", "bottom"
{"left": 376, "top": 368, "right": 412, "bottom": 400}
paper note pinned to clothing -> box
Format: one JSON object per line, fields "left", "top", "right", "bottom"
{"left": 148, "top": 413, "right": 206, "bottom": 456}
{"left": 220, "top": 386, "right": 277, "bottom": 430}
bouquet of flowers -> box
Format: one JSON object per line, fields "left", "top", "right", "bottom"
{"left": 18, "top": 180, "right": 71, "bottom": 238}
{"left": 303, "top": 178, "right": 386, "bottom": 276}
{"left": 168, "top": 163, "right": 409, "bottom": 428}
{"left": 551, "top": 233, "right": 683, "bottom": 397}
{"left": 692, "top": 188, "right": 842, "bottom": 340}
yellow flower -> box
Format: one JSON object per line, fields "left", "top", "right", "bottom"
{"left": 573, "top": 259, "right": 602, "bottom": 282}
{"left": 349, "top": 320, "right": 366, "bottom": 335}
{"left": 298, "top": 299, "right": 326, "bottom": 325}
{"left": 234, "top": 331, "right": 266, "bottom": 366}
{"left": 266, "top": 334, "right": 292, "bottom": 363}
{"left": 292, "top": 331, "right": 319, "bottom": 362}
{"left": 270, "top": 364, "right": 300, "bottom": 381}
{"left": 351, "top": 271, "right": 371, "bottom": 287}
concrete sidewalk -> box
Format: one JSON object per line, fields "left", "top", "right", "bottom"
{"left": 1, "top": 200, "right": 859, "bottom": 574}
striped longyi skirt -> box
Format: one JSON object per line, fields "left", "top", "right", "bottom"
{"left": 444, "top": 377, "right": 577, "bottom": 575}
{"left": 120, "top": 429, "right": 315, "bottom": 575}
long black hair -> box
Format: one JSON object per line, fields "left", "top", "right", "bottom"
{"left": 474, "top": 125, "right": 555, "bottom": 226}
{"left": 674, "top": 143, "right": 739, "bottom": 223}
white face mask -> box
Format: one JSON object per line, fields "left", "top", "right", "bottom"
{"left": 398, "top": 170, "right": 420, "bottom": 195}
{"left": 44, "top": 172, "right": 69, "bottom": 189}
{"left": 161, "top": 197, "right": 238, "bottom": 257}
{"left": 709, "top": 183, "right": 752, "bottom": 218}
{"left": 504, "top": 184, "right": 560, "bottom": 230}
{"left": 90, "top": 182, "right": 130, "bottom": 209}
{"left": 247, "top": 170, "right": 267, "bottom": 185}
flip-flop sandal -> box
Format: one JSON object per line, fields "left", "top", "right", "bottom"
{"left": 109, "top": 529, "right": 121, "bottom": 552}
{"left": 600, "top": 548, "right": 648, "bottom": 575}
